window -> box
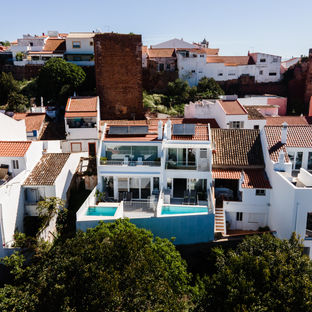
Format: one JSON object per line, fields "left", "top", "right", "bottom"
{"left": 200, "top": 149, "right": 208, "bottom": 158}
{"left": 192, "top": 54, "right": 197, "bottom": 57}
{"left": 308, "top": 152, "right": 312, "bottom": 170}
{"left": 256, "top": 189, "right": 266, "bottom": 196}
{"left": 185, "top": 51, "right": 189, "bottom": 57}
{"left": 260, "top": 58, "right": 266, "bottom": 62}
{"left": 29, "top": 42, "right": 33, "bottom": 47}
{"left": 269, "top": 72, "right": 277, "bottom": 76}
{"left": 191, "top": 70, "right": 196, "bottom": 73}
{"left": 254, "top": 125, "right": 259, "bottom": 130}
{"left": 73, "top": 56, "right": 81, "bottom": 61}
{"left": 200, "top": 54, "right": 204, "bottom": 58}
{"left": 218, "top": 73, "right": 223, "bottom": 76}
{"left": 72, "top": 41, "right": 81, "bottom": 48}
{"left": 12, "top": 160, "right": 19, "bottom": 170}
{"left": 158, "top": 63, "right": 164, "bottom": 71}
{"left": 295, "top": 152, "right": 303, "bottom": 170}
{"left": 273, "top": 57, "right": 278, "bottom": 62}
{"left": 90, "top": 41, "right": 93, "bottom": 46}
{"left": 198, "top": 71, "right": 203, "bottom": 73}
{"left": 31, "top": 56, "right": 40, "bottom": 61}
{"left": 259, "top": 70, "right": 263, "bottom": 75}
{"left": 228, "top": 72, "right": 236, "bottom": 76}
{"left": 236, "top": 212, "right": 243, "bottom": 221}
{"left": 166, "top": 63, "right": 170, "bottom": 71}
{"left": 229, "top": 121, "right": 243, "bottom": 129}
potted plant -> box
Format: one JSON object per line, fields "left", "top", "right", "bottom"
{"left": 100, "top": 156, "right": 107, "bottom": 165}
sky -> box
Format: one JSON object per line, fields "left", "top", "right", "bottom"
{"left": 1, "top": 0, "right": 311, "bottom": 59}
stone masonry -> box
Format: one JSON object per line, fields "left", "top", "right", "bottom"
{"left": 94, "top": 33, "right": 144, "bottom": 120}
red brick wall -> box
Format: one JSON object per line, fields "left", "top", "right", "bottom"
{"left": 94, "top": 33, "right": 144, "bottom": 120}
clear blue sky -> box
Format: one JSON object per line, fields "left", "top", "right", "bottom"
{"left": 1, "top": 0, "right": 311, "bottom": 59}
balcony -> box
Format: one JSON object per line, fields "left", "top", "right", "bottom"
{"left": 100, "top": 159, "right": 161, "bottom": 167}
{"left": 166, "top": 161, "right": 196, "bottom": 170}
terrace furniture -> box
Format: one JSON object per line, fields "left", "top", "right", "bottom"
{"left": 183, "top": 190, "right": 190, "bottom": 204}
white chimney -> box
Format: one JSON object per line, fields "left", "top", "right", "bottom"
{"left": 281, "top": 122, "right": 288, "bottom": 144}
{"left": 40, "top": 97, "right": 43, "bottom": 107}
{"left": 167, "top": 120, "right": 172, "bottom": 140}
{"left": 278, "top": 150, "right": 285, "bottom": 166}
{"left": 158, "top": 120, "right": 163, "bottom": 140}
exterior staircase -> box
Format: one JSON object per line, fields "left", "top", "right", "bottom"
{"left": 214, "top": 206, "right": 226, "bottom": 235}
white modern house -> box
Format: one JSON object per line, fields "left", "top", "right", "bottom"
{"left": 184, "top": 97, "right": 267, "bottom": 130}
{"left": 261, "top": 124, "right": 312, "bottom": 256}
{"left": 177, "top": 50, "right": 281, "bottom": 86}
{"left": 65, "top": 32, "right": 95, "bottom": 65}
{"left": 62, "top": 96, "right": 100, "bottom": 155}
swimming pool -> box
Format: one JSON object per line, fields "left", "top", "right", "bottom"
{"left": 161, "top": 205, "right": 208, "bottom": 215}
{"left": 86, "top": 206, "right": 117, "bottom": 216}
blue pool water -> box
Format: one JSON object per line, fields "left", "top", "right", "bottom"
{"left": 161, "top": 205, "right": 208, "bottom": 215}
{"left": 86, "top": 206, "right": 117, "bottom": 216}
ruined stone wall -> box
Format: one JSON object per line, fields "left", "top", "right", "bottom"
{"left": 94, "top": 33, "right": 144, "bottom": 120}
{"left": 0, "top": 64, "right": 43, "bottom": 80}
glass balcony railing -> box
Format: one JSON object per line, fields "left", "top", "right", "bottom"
{"left": 165, "top": 161, "right": 196, "bottom": 170}
{"left": 100, "top": 159, "right": 161, "bottom": 167}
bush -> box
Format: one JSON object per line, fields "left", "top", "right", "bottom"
{"left": 6, "top": 92, "right": 29, "bottom": 112}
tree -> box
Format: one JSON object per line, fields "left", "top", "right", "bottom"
{"left": 195, "top": 233, "right": 312, "bottom": 312}
{"left": 0, "top": 220, "right": 192, "bottom": 312}
{"left": 0, "top": 72, "right": 19, "bottom": 106}
{"left": 196, "top": 77, "right": 224, "bottom": 99}
{"left": 38, "top": 58, "right": 86, "bottom": 104}
{"left": 15, "top": 52, "right": 25, "bottom": 61}
{"left": 6, "top": 92, "right": 29, "bottom": 112}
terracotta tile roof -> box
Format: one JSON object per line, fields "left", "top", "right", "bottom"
{"left": 242, "top": 169, "right": 271, "bottom": 189}
{"left": 265, "top": 116, "right": 312, "bottom": 126}
{"left": 218, "top": 100, "right": 248, "bottom": 115}
{"left": 13, "top": 113, "right": 45, "bottom": 132}
{"left": 212, "top": 168, "right": 242, "bottom": 179}
{"left": 23, "top": 153, "right": 70, "bottom": 186}
{"left": 43, "top": 38, "right": 66, "bottom": 53}
{"left": 147, "top": 48, "right": 175, "bottom": 58}
{"left": 212, "top": 168, "right": 271, "bottom": 189}
{"left": 206, "top": 55, "right": 254, "bottom": 66}
{"left": 0, "top": 141, "right": 31, "bottom": 157}
{"left": 245, "top": 107, "right": 265, "bottom": 120}
{"left": 211, "top": 129, "right": 264, "bottom": 168}
{"left": 202, "top": 48, "right": 219, "bottom": 55}
{"left": 65, "top": 96, "right": 98, "bottom": 118}
{"left": 265, "top": 125, "right": 312, "bottom": 162}
{"left": 171, "top": 125, "right": 209, "bottom": 141}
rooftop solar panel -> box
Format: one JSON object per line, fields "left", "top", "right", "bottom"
{"left": 108, "top": 126, "right": 149, "bottom": 136}
{"left": 172, "top": 124, "right": 195, "bottom": 136}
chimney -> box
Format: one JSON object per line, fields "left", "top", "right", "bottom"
{"left": 281, "top": 122, "right": 288, "bottom": 144}
{"left": 167, "top": 120, "right": 172, "bottom": 140}
{"left": 309, "top": 96, "right": 312, "bottom": 117}
{"left": 158, "top": 120, "right": 163, "bottom": 140}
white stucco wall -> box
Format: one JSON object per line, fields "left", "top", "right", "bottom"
{"left": 0, "top": 113, "right": 27, "bottom": 141}
{"left": 65, "top": 35, "right": 94, "bottom": 54}
{"left": 177, "top": 52, "right": 281, "bottom": 86}
{"left": 61, "top": 140, "right": 98, "bottom": 153}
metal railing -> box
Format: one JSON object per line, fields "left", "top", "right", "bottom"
{"left": 165, "top": 161, "right": 196, "bottom": 170}
{"left": 100, "top": 160, "right": 161, "bottom": 167}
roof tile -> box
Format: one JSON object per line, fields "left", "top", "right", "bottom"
{"left": 0, "top": 141, "right": 31, "bottom": 157}
{"left": 23, "top": 153, "right": 70, "bottom": 185}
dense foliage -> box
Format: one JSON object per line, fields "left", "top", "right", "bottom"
{"left": 6, "top": 92, "right": 29, "bottom": 112}
{"left": 144, "top": 77, "right": 224, "bottom": 116}
{"left": 195, "top": 233, "right": 312, "bottom": 312}
{"left": 0, "top": 220, "right": 191, "bottom": 312}
{"left": 0, "top": 72, "right": 19, "bottom": 106}
{"left": 38, "top": 58, "right": 86, "bottom": 106}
